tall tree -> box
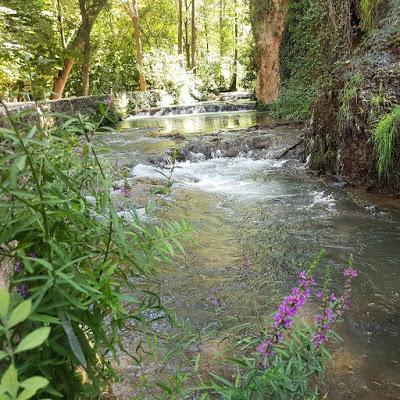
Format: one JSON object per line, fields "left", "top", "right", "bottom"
{"left": 178, "top": 0, "right": 183, "bottom": 55}
{"left": 51, "top": 0, "right": 107, "bottom": 100}
{"left": 250, "top": 0, "right": 289, "bottom": 102}
{"left": 191, "top": 0, "right": 196, "bottom": 70}
{"left": 184, "top": 0, "right": 191, "bottom": 68}
{"left": 229, "top": 0, "right": 238, "bottom": 91}
{"left": 125, "top": 0, "right": 147, "bottom": 91}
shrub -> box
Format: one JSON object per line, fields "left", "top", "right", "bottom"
{"left": 373, "top": 104, "right": 400, "bottom": 179}
{"left": 0, "top": 103, "right": 189, "bottom": 398}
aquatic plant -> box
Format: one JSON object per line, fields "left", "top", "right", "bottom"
{"left": 0, "top": 104, "right": 189, "bottom": 398}
{"left": 373, "top": 105, "right": 400, "bottom": 179}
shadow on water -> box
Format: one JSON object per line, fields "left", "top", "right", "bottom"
{"left": 106, "top": 111, "right": 400, "bottom": 399}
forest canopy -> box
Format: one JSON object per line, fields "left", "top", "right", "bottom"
{"left": 0, "top": 0, "right": 254, "bottom": 101}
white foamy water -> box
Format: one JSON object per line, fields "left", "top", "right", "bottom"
{"left": 131, "top": 158, "right": 289, "bottom": 197}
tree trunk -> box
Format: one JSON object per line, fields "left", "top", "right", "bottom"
{"left": 250, "top": 0, "right": 289, "bottom": 103}
{"left": 191, "top": 0, "right": 196, "bottom": 71}
{"left": 219, "top": 0, "right": 224, "bottom": 57}
{"left": 127, "top": 0, "right": 147, "bottom": 91}
{"left": 229, "top": 0, "right": 238, "bottom": 91}
{"left": 52, "top": 0, "right": 106, "bottom": 100}
{"left": 82, "top": 36, "right": 90, "bottom": 96}
{"left": 52, "top": 57, "right": 77, "bottom": 99}
{"left": 56, "top": 0, "right": 66, "bottom": 49}
{"left": 178, "top": 0, "right": 183, "bottom": 55}
{"left": 184, "top": 0, "right": 191, "bottom": 69}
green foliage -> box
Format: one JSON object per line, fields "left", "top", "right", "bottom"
{"left": 199, "top": 322, "right": 330, "bottom": 400}
{"left": 360, "top": 0, "right": 381, "bottom": 31}
{"left": 338, "top": 72, "right": 364, "bottom": 128}
{"left": 0, "top": 105, "right": 190, "bottom": 398}
{"left": 373, "top": 105, "right": 400, "bottom": 179}
{"left": 143, "top": 50, "right": 202, "bottom": 103}
{"left": 267, "top": 0, "right": 354, "bottom": 121}
{"left": 265, "top": 0, "right": 331, "bottom": 121}
{"left": 0, "top": 290, "right": 50, "bottom": 400}
{"left": 0, "top": 0, "right": 61, "bottom": 99}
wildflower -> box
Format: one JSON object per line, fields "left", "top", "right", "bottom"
{"left": 17, "top": 285, "right": 29, "bottom": 298}
{"left": 343, "top": 268, "right": 358, "bottom": 278}
{"left": 105, "top": 95, "right": 114, "bottom": 106}
{"left": 118, "top": 186, "right": 133, "bottom": 198}
{"left": 328, "top": 293, "right": 336, "bottom": 302}
{"left": 312, "top": 332, "right": 326, "bottom": 347}
{"left": 258, "top": 270, "right": 316, "bottom": 367}
{"left": 28, "top": 251, "right": 37, "bottom": 259}
{"left": 339, "top": 267, "right": 358, "bottom": 313}
{"left": 15, "top": 260, "right": 23, "bottom": 273}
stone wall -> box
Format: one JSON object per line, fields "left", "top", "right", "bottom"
{"left": 0, "top": 90, "right": 169, "bottom": 125}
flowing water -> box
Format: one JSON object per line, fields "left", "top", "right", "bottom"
{"left": 100, "top": 110, "right": 400, "bottom": 399}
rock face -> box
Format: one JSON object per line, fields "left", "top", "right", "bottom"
{"left": 148, "top": 123, "right": 305, "bottom": 166}
{"left": 250, "top": 0, "right": 289, "bottom": 103}
{"left": 306, "top": 1, "right": 400, "bottom": 195}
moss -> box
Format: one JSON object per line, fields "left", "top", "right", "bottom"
{"left": 373, "top": 105, "right": 400, "bottom": 179}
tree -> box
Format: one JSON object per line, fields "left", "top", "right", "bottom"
{"left": 178, "top": 0, "right": 183, "bottom": 55}
{"left": 191, "top": 0, "right": 196, "bottom": 70}
{"left": 125, "top": 0, "right": 147, "bottom": 91}
{"left": 229, "top": 0, "right": 238, "bottom": 91}
{"left": 250, "top": 0, "right": 289, "bottom": 102}
{"left": 51, "top": 0, "right": 107, "bottom": 100}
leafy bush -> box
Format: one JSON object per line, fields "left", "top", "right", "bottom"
{"left": 0, "top": 103, "right": 189, "bottom": 398}
{"left": 373, "top": 105, "right": 400, "bottom": 179}
{"left": 0, "top": 290, "right": 50, "bottom": 400}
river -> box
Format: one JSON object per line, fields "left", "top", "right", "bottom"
{"left": 98, "top": 109, "right": 400, "bottom": 399}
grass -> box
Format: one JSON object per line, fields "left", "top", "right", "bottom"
{"left": 338, "top": 72, "right": 364, "bottom": 128}
{"left": 360, "top": 0, "right": 381, "bottom": 31}
{"left": 373, "top": 105, "right": 400, "bottom": 179}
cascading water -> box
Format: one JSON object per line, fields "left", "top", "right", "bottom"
{"left": 101, "top": 109, "right": 400, "bottom": 400}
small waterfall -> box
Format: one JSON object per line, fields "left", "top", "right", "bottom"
{"left": 130, "top": 101, "right": 256, "bottom": 118}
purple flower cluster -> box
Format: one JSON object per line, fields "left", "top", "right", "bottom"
{"left": 257, "top": 271, "right": 316, "bottom": 367}
{"left": 312, "top": 292, "right": 337, "bottom": 348}
{"left": 15, "top": 260, "right": 23, "bottom": 273}
{"left": 339, "top": 267, "right": 358, "bottom": 314}
{"left": 257, "top": 265, "right": 358, "bottom": 365}
{"left": 17, "top": 285, "right": 29, "bottom": 298}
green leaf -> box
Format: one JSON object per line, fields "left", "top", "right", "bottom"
{"left": 0, "top": 289, "right": 10, "bottom": 321}
{"left": 14, "top": 327, "right": 50, "bottom": 354}
{"left": 60, "top": 311, "right": 87, "bottom": 368}
{"left": 16, "top": 155, "right": 27, "bottom": 171}
{"left": 20, "top": 376, "right": 49, "bottom": 392}
{"left": 1, "top": 364, "right": 18, "bottom": 399}
{"left": 17, "top": 389, "right": 35, "bottom": 400}
{"left": 7, "top": 300, "right": 32, "bottom": 329}
{"left": 0, "top": 351, "right": 8, "bottom": 361}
